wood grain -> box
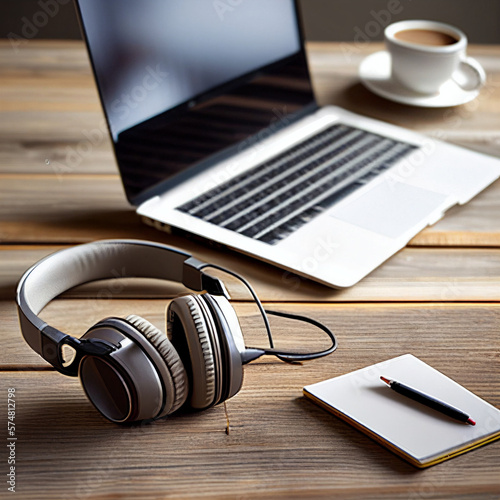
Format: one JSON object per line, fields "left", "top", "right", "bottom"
{"left": 1, "top": 41, "right": 499, "bottom": 249}
{"left": 2, "top": 301, "right": 499, "bottom": 499}
{"left": 308, "top": 43, "right": 500, "bottom": 154}
{"left": 1, "top": 174, "right": 500, "bottom": 247}
{"left": 0, "top": 41, "right": 499, "bottom": 175}
{"left": 2, "top": 246, "right": 500, "bottom": 303}
{"left": 4, "top": 299, "right": 500, "bottom": 379}
{"left": 2, "top": 372, "right": 500, "bottom": 500}
{"left": 1, "top": 40, "right": 500, "bottom": 500}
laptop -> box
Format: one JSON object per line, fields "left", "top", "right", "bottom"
{"left": 75, "top": 0, "right": 500, "bottom": 288}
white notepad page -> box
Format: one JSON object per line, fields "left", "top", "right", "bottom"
{"left": 304, "top": 354, "right": 500, "bottom": 466}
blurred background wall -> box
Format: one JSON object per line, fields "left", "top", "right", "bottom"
{"left": 1, "top": 0, "right": 499, "bottom": 43}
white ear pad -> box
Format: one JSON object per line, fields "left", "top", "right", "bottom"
{"left": 126, "top": 315, "right": 188, "bottom": 415}
{"left": 166, "top": 296, "right": 219, "bottom": 410}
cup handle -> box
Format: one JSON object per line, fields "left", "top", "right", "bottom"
{"left": 452, "top": 57, "right": 486, "bottom": 91}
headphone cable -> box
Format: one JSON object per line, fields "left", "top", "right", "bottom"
{"left": 198, "top": 264, "right": 337, "bottom": 363}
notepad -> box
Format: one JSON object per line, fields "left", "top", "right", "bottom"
{"left": 303, "top": 354, "right": 500, "bottom": 467}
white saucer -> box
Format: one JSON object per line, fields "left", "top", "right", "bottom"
{"left": 359, "top": 51, "right": 482, "bottom": 107}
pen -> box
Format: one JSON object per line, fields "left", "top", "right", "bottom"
{"left": 380, "top": 376, "right": 476, "bottom": 425}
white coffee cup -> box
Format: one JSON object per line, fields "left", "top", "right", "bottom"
{"left": 385, "top": 20, "right": 485, "bottom": 95}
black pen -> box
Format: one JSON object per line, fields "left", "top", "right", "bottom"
{"left": 380, "top": 376, "right": 476, "bottom": 425}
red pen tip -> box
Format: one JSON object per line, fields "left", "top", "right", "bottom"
{"left": 467, "top": 418, "right": 476, "bottom": 426}
{"left": 380, "top": 376, "right": 391, "bottom": 385}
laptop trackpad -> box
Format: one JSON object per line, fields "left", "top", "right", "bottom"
{"left": 329, "top": 181, "right": 449, "bottom": 239}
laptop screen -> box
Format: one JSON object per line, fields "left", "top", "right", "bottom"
{"left": 76, "top": 0, "right": 316, "bottom": 203}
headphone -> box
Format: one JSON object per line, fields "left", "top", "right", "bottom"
{"left": 16, "top": 240, "right": 337, "bottom": 423}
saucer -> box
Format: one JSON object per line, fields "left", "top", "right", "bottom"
{"left": 359, "top": 51, "right": 482, "bottom": 107}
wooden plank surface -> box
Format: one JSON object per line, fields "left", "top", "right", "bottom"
{"left": 1, "top": 41, "right": 499, "bottom": 174}
{"left": 1, "top": 41, "right": 499, "bottom": 248}
{"left": 1, "top": 40, "right": 500, "bottom": 500}
{"left": 2, "top": 370, "right": 499, "bottom": 500}
{"left": 2, "top": 246, "right": 500, "bottom": 303}
{"left": 4, "top": 299, "right": 500, "bottom": 371}
{"left": 1, "top": 174, "right": 500, "bottom": 248}
{"left": 2, "top": 302, "right": 499, "bottom": 499}
{"left": 1, "top": 41, "right": 497, "bottom": 172}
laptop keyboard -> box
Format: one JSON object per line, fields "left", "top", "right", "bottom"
{"left": 177, "top": 123, "right": 417, "bottom": 244}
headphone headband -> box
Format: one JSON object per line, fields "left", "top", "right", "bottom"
{"left": 16, "top": 240, "right": 227, "bottom": 373}
{"left": 17, "top": 239, "right": 337, "bottom": 379}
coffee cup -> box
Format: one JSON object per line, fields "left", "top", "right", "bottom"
{"left": 384, "top": 20, "right": 485, "bottom": 95}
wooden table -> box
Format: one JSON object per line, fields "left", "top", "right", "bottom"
{"left": 1, "top": 40, "right": 499, "bottom": 499}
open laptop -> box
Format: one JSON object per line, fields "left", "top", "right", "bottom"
{"left": 75, "top": 0, "right": 500, "bottom": 288}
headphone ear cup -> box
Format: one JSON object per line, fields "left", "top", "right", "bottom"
{"left": 201, "top": 294, "right": 244, "bottom": 403}
{"left": 167, "top": 296, "right": 219, "bottom": 410}
{"left": 125, "top": 315, "right": 188, "bottom": 415}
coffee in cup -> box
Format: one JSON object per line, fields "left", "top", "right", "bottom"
{"left": 394, "top": 29, "right": 458, "bottom": 47}
{"left": 384, "top": 20, "right": 485, "bottom": 95}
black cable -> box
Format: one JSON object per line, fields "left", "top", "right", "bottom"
{"left": 198, "top": 263, "right": 337, "bottom": 363}
{"left": 262, "top": 309, "right": 337, "bottom": 363}
{"left": 198, "top": 263, "right": 275, "bottom": 348}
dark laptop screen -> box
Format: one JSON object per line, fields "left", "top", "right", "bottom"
{"left": 76, "top": 0, "right": 316, "bottom": 204}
